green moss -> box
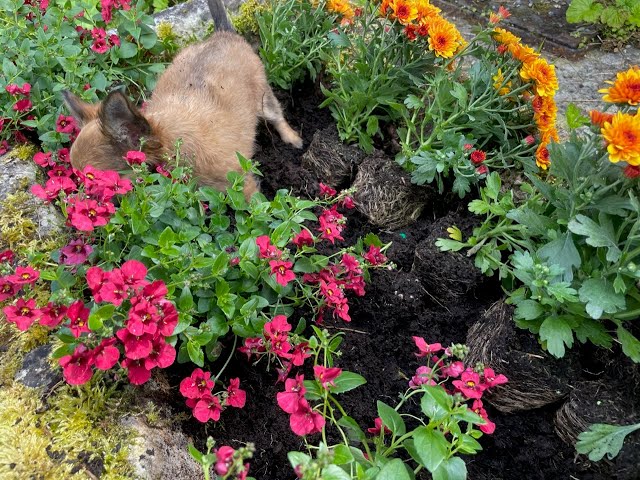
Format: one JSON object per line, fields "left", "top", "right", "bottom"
{"left": 10, "top": 144, "right": 37, "bottom": 162}
{"left": 156, "top": 20, "right": 177, "bottom": 42}
{"left": 231, "top": 0, "right": 267, "bottom": 36}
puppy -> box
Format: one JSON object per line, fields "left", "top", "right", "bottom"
{"left": 63, "top": 0, "right": 302, "bottom": 199}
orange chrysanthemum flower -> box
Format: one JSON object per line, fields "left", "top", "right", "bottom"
{"left": 415, "top": 0, "right": 441, "bottom": 21}
{"left": 492, "top": 68, "right": 512, "bottom": 95}
{"left": 599, "top": 66, "right": 640, "bottom": 106}
{"left": 390, "top": 0, "right": 418, "bottom": 25}
{"left": 535, "top": 143, "right": 551, "bottom": 170}
{"left": 508, "top": 42, "right": 540, "bottom": 64}
{"left": 327, "top": 0, "right": 354, "bottom": 18}
{"left": 492, "top": 27, "right": 520, "bottom": 46}
{"left": 520, "top": 59, "right": 558, "bottom": 98}
{"left": 379, "top": 0, "right": 392, "bottom": 16}
{"left": 601, "top": 112, "right": 640, "bottom": 166}
{"left": 589, "top": 110, "right": 614, "bottom": 128}
{"left": 541, "top": 129, "right": 559, "bottom": 144}
{"left": 427, "top": 18, "right": 460, "bottom": 58}
{"left": 533, "top": 96, "right": 557, "bottom": 134}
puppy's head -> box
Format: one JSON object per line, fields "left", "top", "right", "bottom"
{"left": 63, "top": 90, "right": 158, "bottom": 172}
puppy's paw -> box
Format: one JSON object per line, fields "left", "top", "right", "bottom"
{"left": 287, "top": 132, "right": 304, "bottom": 149}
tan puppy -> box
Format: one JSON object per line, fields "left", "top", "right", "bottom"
{"left": 63, "top": 0, "right": 302, "bottom": 199}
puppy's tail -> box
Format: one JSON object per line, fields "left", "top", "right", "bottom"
{"left": 207, "top": 0, "right": 234, "bottom": 32}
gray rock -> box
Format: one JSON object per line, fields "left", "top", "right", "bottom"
{"left": 153, "top": 0, "right": 244, "bottom": 37}
{"left": 0, "top": 151, "right": 65, "bottom": 241}
{"left": 14, "top": 344, "right": 62, "bottom": 391}
{"left": 121, "top": 416, "right": 204, "bottom": 480}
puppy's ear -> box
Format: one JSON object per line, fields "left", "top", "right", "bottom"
{"left": 99, "top": 90, "right": 151, "bottom": 150}
{"left": 62, "top": 91, "right": 100, "bottom": 127}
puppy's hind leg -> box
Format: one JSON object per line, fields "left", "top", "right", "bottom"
{"left": 261, "top": 87, "right": 303, "bottom": 149}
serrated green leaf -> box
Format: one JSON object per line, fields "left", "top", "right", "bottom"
{"left": 515, "top": 299, "right": 545, "bottom": 320}
{"left": 568, "top": 214, "right": 621, "bottom": 262}
{"left": 578, "top": 278, "right": 626, "bottom": 319}
{"left": 539, "top": 316, "right": 574, "bottom": 357}
{"left": 617, "top": 325, "right": 640, "bottom": 362}
{"left": 537, "top": 233, "right": 581, "bottom": 281}
{"left": 576, "top": 423, "right": 640, "bottom": 461}
{"left": 566, "top": 103, "right": 590, "bottom": 129}
{"left": 566, "top": 0, "right": 603, "bottom": 23}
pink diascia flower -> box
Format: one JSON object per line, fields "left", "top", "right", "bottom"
{"left": 363, "top": 245, "right": 387, "bottom": 265}
{"left": 289, "top": 399, "right": 325, "bottom": 436}
{"left": 3, "top": 297, "right": 40, "bottom": 331}
{"left": 269, "top": 260, "right": 295, "bottom": 286}
{"left": 124, "top": 150, "right": 146, "bottom": 165}
{"left": 60, "top": 238, "right": 93, "bottom": 265}
{"left": 318, "top": 182, "right": 337, "bottom": 197}
{"left": 452, "top": 370, "right": 487, "bottom": 399}
{"left": 292, "top": 229, "right": 314, "bottom": 248}
{"left": 180, "top": 368, "right": 215, "bottom": 399}
{"left": 472, "top": 399, "right": 496, "bottom": 434}
{"left": 313, "top": 365, "right": 342, "bottom": 388}
{"left": 59, "top": 344, "right": 94, "bottom": 385}
{"left": 412, "top": 336, "right": 443, "bottom": 357}
{"left": 225, "top": 378, "right": 246, "bottom": 408}
{"left": 367, "top": 417, "right": 392, "bottom": 436}
{"left": 256, "top": 235, "right": 282, "bottom": 259}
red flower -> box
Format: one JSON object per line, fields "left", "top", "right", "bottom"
{"left": 317, "top": 217, "right": 344, "bottom": 244}
{"left": 92, "top": 338, "right": 120, "bottom": 370}
{"left": 341, "top": 195, "right": 355, "bottom": 209}
{"left": 409, "top": 365, "right": 437, "bottom": 388}
{"left": 91, "top": 38, "right": 109, "bottom": 54}
{"left": 67, "top": 300, "right": 91, "bottom": 338}
{"left": 225, "top": 378, "right": 246, "bottom": 408}
{"left": 363, "top": 245, "right": 386, "bottom": 265}
{"left": 318, "top": 182, "right": 337, "bottom": 197}
{"left": 237, "top": 337, "right": 265, "bottom": 360}
{"left": 452, "top": 370, "right": 487, "bottom": 399}
{"left": 157, "top": 300, "right": 178, "bottom": 336}
{"left": 124, "top": 150, "right": 146, "bottom": 165}
{"left": 413, "top": 336, "right": 443, "bottom": 357}
{"left": 55, "top": 114, "right": 77, "bottom": 134}
{"left": 289, "top": 399, "right": 325, "bottom": 436}
{"left": 121, "top": 358, "right": 152, "bottom": 385}
{"left": 470, "top": 150, "right": 487, "bottom": 165}
{"left": 476, "top": 165, "right": 489, "bottom": 175}
{"left": 33, "top": 152, "right": 54, "bottom": 167}
{"left": 367, "top": 417, "right": 392, "bottom": 436}
{"left": 144, "top": 337, "right": 176, "bottom": 370}
{"left": 624, "top": 165, "right": 640, "bottom": 179}
{"left": 60, "top": 238, "right": 93, "bottom": 265}
{"left": 115, "top": 328, "right": 154, "bottom": 359}
{"left": 523, "top": 135, "right": 536, "bottom": 145}
{"left": 405, "top": 24, "right": 417, "bottom": 40}
{"left": 289, "top": 342, "right": 311, "bottom": 366}
{"left": 180, "top": 368, "right": 214, "bottom": 399}
{"left": 0, "top": 277, "right": 20, "bottom": 302}
{"left": 9, "top": 266, "right": 40, "bottom": 285}
{"left": 38, "top": 302, "right": 67, "bottom": 328}
{"left": 482, "top": 367, "right": 508, "bottom": 387}
{"left": 108, "top": 34, "right": 120, "bottom": 46}
{"left": 99, "top": 270, "right": 128, "bottom": 306}
{"left": 441, "top": 360, "right": 465, "bottom": 378}
{"left": 59, "top": 344, "right": 94, "bottom": 385}
{"left": 120, "top": 260, "right": 148, "bottom": 289}
{"left": 270, "top": 260, "right": 296, "bottom": 286}
{"left": 31, "top": 176, "right": 77, "bottom": 202}
{"left": 127, "top": 298, "right": 159, "bottom": 336}
{"left": 277, "top": 374, "right": 306, "bottom": 414}
{"left": 292, "top": 229, "right": 314, "bottom": 247}
{"left": 0, "top": 249, "right": 15, "bottom": 263}
{"left": 13, "top": 99, "right": 33, "bottom": 112}
{"left": 256, "top": 235, "right": 282, "bottom": 259}
{"left": 472, "top": 399, "right": 496, "bottom": 434}
{"left": 214, "top": 446, "right": 235, "bottom": 476}
{"left": 264, "top": 315, "right": 292, "bottom": 337}
{"left": 313, "top": 365, "right": 342, "bottom": 388}
{"left": 67, "top": 197, "right": 115, "bottom": 231}
{"left": 3, "top": 298, "right": 40, "bottom": 331}
{"left": 193, "top": 394, "right": 223, "bottom": 422}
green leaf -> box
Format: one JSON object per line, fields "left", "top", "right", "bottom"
{"left": 187, "top": 340, "right": 204, "bottom": 367}
{"left": 600, "top": 6, "right": 626, "bottom": 28}
{"left": 617, "top": 325, "right": 640, "bottom": 362}
{"left": 321, "top": 465, "right": 351, "bottom": 480}
{"left": 337, "top": 416, "right": 366, "bottom": 443}
{"left": 578, "top": 278, "right": 626, "bottom": 319}
{"left": 117, "top": 40, "right": 138, "bottom": 58}
{"left": 412, "top": 426, "right": 449, "bottom": 472}
{"left": 377, "top": 401, "right": 406, "bottom": 436}
{"left": 332, "top": 444, "right": 354, "bottom": 465}
{"left": 566, "top": 0, "right": 603, "bottom": 23}
{"left": 404, "top": 94, "right": 424, "bottom": 109}
{"left": 366, "top": 116, "right": 379, "bottom": 136}
{"left": 537, "top": 233, "right": 581, "bottom": 281}
{"left": 576, "top": 423, "right": 640, "bottom": 461}
{"left": 539, "top": 316, "right": 574, "bottom": 357}
{"left": 288, "top": 451, "right": 312, "bottom": 471}
{"left": 158, "top": 226, "right": 177, "bottom": 248}
{"left": 331, "top": 371, "right": 367, "bottom": 394}
{"left": 565, "top": 103, "right": 590, "bottom": 129}
{"left": 574, "top": 318, "right": 613, "bottom": 348}
{"left": 568, "top": 214, "right": 621, "bottom": 262}
{"left": 376, "top": 459, "right": 412, "bottom": 480}
{"left": 432, "top": 457, "right": 468, "bottom": 480}
{"left": 178, "top": 286, "right": 194, "bottom": 311}
{"left": 420, "top": 385, "right": 453, "bottom": 421}
{"left": 187, "top": 443, "right": 204, "bottom": 463}
{"left": 515, "top": 299, "right": 544, "bottom": 321}
{"left": 88, "top": 304, "right": 115, "bottom": 331}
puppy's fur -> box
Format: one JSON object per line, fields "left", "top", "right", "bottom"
{"left": 63, "top": 0, "right": 302, "bottom": 199}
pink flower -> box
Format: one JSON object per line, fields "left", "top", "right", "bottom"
{"left": 319, "top": 182, "right": 337, "bottom": 197}
{"left": 237, "top": 337, "right": 265, "bottom": 360}
{"left": 92, "top": 338, "right": 120, "bottom": 370}
{"left": 225, "top": 378, "right": 246, "bottom": 408}
{"left": 523, "top": 135, "right": 536, "bottom": 146}
{"left": 452, "top": 370, "right": 487, "bottom": 399}
{"left": 193, "top": 394, "right": 223, "bottom": 422}
{"left": 99, "top": 270, "right": 128, "bottom": 306}
{"left": 256, "top": 235, "right": 281, "bottom": 259}
{"left": 313, "top": 365, "right": 342, "bottom": 388}
{"left": 276, "top": 374, "right": 306, "bottom": 414}
{"left": 476, "top": 165, "right": 489, "bottom": 175}
{"left": 115, "top": 328, "right": 154, "bottom": 359}
{"left": 67, "top": 197, "right": 115, "bottom": 231}
{"left": 214, "top": 446, "right": 235, "bottom": 476}
{"left": 292, "top": 229, "right": 314, "bottom": 248}
{"left": 0, "top": 140, "right": 8, "bottom": 156}
{"left": 472, "top": 399, "right": 496, "bottom": 434}
{"left": 120, "top": 260, "right": 148, "bottom": 289}
{"left": 157, "top": 301, "right": 178, "bottom": 336}
{"left": 13, "top": 99, "right": 33, "bottom": 112}
{"left": 55, "top": 115, "right": 77, "bottom": 134}
{"left": 59, "top": 344, "right": 94, "bottom": 385}
{"left": 180, "top": 368, "right": 214, "bottom": 399}
{"left": 108, "top": 34, "right": 120, "bottom": 46}
{"left": 33, "top": 152, "right": 54, "bottom": 167}
{"left": 0, "top": 278, "right": 21, "bottom": 302}
{"left": 60, "top": 238, "right": 93, "bottom": 265}
{"left": 121, "top": 358, "right": 152, "bottom": 385}
{"left": 290, "top": 399, "right": 325, "bottom": 436}
{"left": 124, "top": 150, "right": 146, "bottom": 165}
{"left": 409, "top": 365, "right": 437, "bottom": 388}
{"left": 341, "top": 196, "right": 355, "bottom": 209}
{"left": 367, "top": 417, "right": 391, "bottom": 436}
{"left": 0, "top": 249, "right": 14, "bottom": 263}
{"left": 270, "top": 260, "right": 295, "bottom": 286}
{"left": 144, "top": 337, "right": 176, "bottom": 370}
{"left": 412, "top": 337, "right": 443, "bottom": 357}
{"left": 441, "top": 361, "right": 465, "bottom": 378}
{"left": 289, "top": 342, "right": 311, "bottom": 366}
{"left": 67, "top": 300, "right": 91, "bottom": 338}
{"left": 470, "top": 150, "right": 487, "bottom": 165}
{"left": 127, "top": 298, "right": 159, "bottom": 336}
{"left": 91, "top": 38, "right": 109, "bottom": 54}
{"left": 317, "top": 217, "right": 344, "bottom": 244}
{"left": 9, "top": 266, "right": 40, "bottom": 285}
{"left": 363, "top": 245, "right": 386, "bottom": 265}
{"left": 3, "top": 298, "right": 40, "bottom": 331}
{"left": 38, "top": 303, "right": 67, "bottom": 328}
{"left": 264, "top": 315, "right": 292, "bottom": 338}
{"left": 482, "top": 367, "right": 508, "bottom": 387}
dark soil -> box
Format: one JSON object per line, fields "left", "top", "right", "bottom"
{"left": 173, "top": 81, "right": 640, "bottom": 480}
